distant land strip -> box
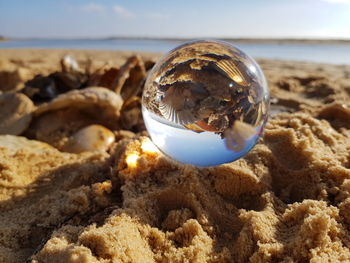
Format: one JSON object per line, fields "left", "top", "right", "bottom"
{"left": 2, "top": 36, "right": 350, "bottom": 44}
{"left": 107, "top": 37, "right": 350, "bottom": 45}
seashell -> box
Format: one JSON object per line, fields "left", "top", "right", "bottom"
{"left": 224, "top": 120, "right": 257, "bottom": 152}
{"left": 119, "top": 96, "right": 145, "bottom": 131}
{"left": 23, "top": 70, "right": 88, "bottom": 103}
{"left": 28, "top": 108, "right": 96, "bottom": 149}
{"left": 28, "top": 87, "right": 123, "bottom": 148}
{"left": 144, "top": 59, "right": 156, "bottom": 71}
{"left": 0, "top": 92, "right": 35, "bottom": 135}
{"left": 60, "top": 55, "right": 82, "bottom": 73}
{"left": 35, "top": 86, "right": 123, "bottom": 122}
{"left": 0, "top": 67, "right": 32, "bottom": 92}
{"left": 96, "top": 67, "right": 120, "bottom": 89}
{"left": 23, "top": 74, "right": 58, "bottom": 101}
{"left": 112, "top": 55, "right": 146, "bottom": 102}
{"left": 62, "top": 124, "right": 115, "bottom": 153}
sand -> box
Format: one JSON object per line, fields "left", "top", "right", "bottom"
{"left": 0, "top": 49, "right": 350, "bottom": 263}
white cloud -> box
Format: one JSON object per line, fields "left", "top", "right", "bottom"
{"left": 80, "top": 3, "right": 106, "bottom": 13}
{"left": 113, "top": 5, "right": 135, "bottom": 18}
{"left": 322, "top": 0, "right": 350, "bottom": 3}
{"left": 145, "top": 12, "right": 170, "bottom": 20}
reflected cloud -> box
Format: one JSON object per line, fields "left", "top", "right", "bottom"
{"left": 145, "top": 12, "right": 171, "bottom": 20}
{"left": 81, "top": 3, "right": 106, "bottom": 13}
{"left": 113, "top": 5, "right": 135, "bottom": 19}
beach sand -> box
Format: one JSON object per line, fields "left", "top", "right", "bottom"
{"left": 0, "top": 49, "right": 350, "bottom": 262}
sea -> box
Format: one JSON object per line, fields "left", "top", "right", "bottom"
{"left": 1, "top": 38, "right": 350, "bottom": 65}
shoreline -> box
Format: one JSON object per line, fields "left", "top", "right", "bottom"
{"left": 1, "top": 40, "right": 350, "bottom": 66}
{"left": 1, "top": 48, "right": 350, "bottom": 68}
{"left": 1, "top": 49, "right": 349, "bottom": 83}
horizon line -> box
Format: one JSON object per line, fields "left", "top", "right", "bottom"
{"left": 2, "top": 36, "right": 350, "bottom": 43}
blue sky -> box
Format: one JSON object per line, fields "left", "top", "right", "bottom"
{"left": 0, "top": 0, "right": 350, "bottom": 39}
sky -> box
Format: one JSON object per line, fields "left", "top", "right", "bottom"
{"left": 0, "top": 0, "right": 350, "bottom": 39}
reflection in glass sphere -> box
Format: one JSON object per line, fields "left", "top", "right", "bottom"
{"left": 142, "top": 40, "right": 269, "bottom": 166}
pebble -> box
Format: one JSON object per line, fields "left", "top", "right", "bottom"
{"left": 62, "top": 124, "right": 115, "bottom": 153}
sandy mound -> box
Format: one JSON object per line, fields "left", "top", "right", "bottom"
{"left": 0, "top": 49, "right": 349, "bottom": 262}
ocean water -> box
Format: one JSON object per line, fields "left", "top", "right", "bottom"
{"left": 1, "top": 39, "right": 350, "bottom": 65}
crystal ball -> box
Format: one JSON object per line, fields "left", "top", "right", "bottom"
{"left": 142, "top": 40, "right": 269, "bottom": 166}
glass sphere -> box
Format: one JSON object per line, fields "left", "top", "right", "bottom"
{"left": 142, "top": 40, "right": 269, "bottom": 166}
